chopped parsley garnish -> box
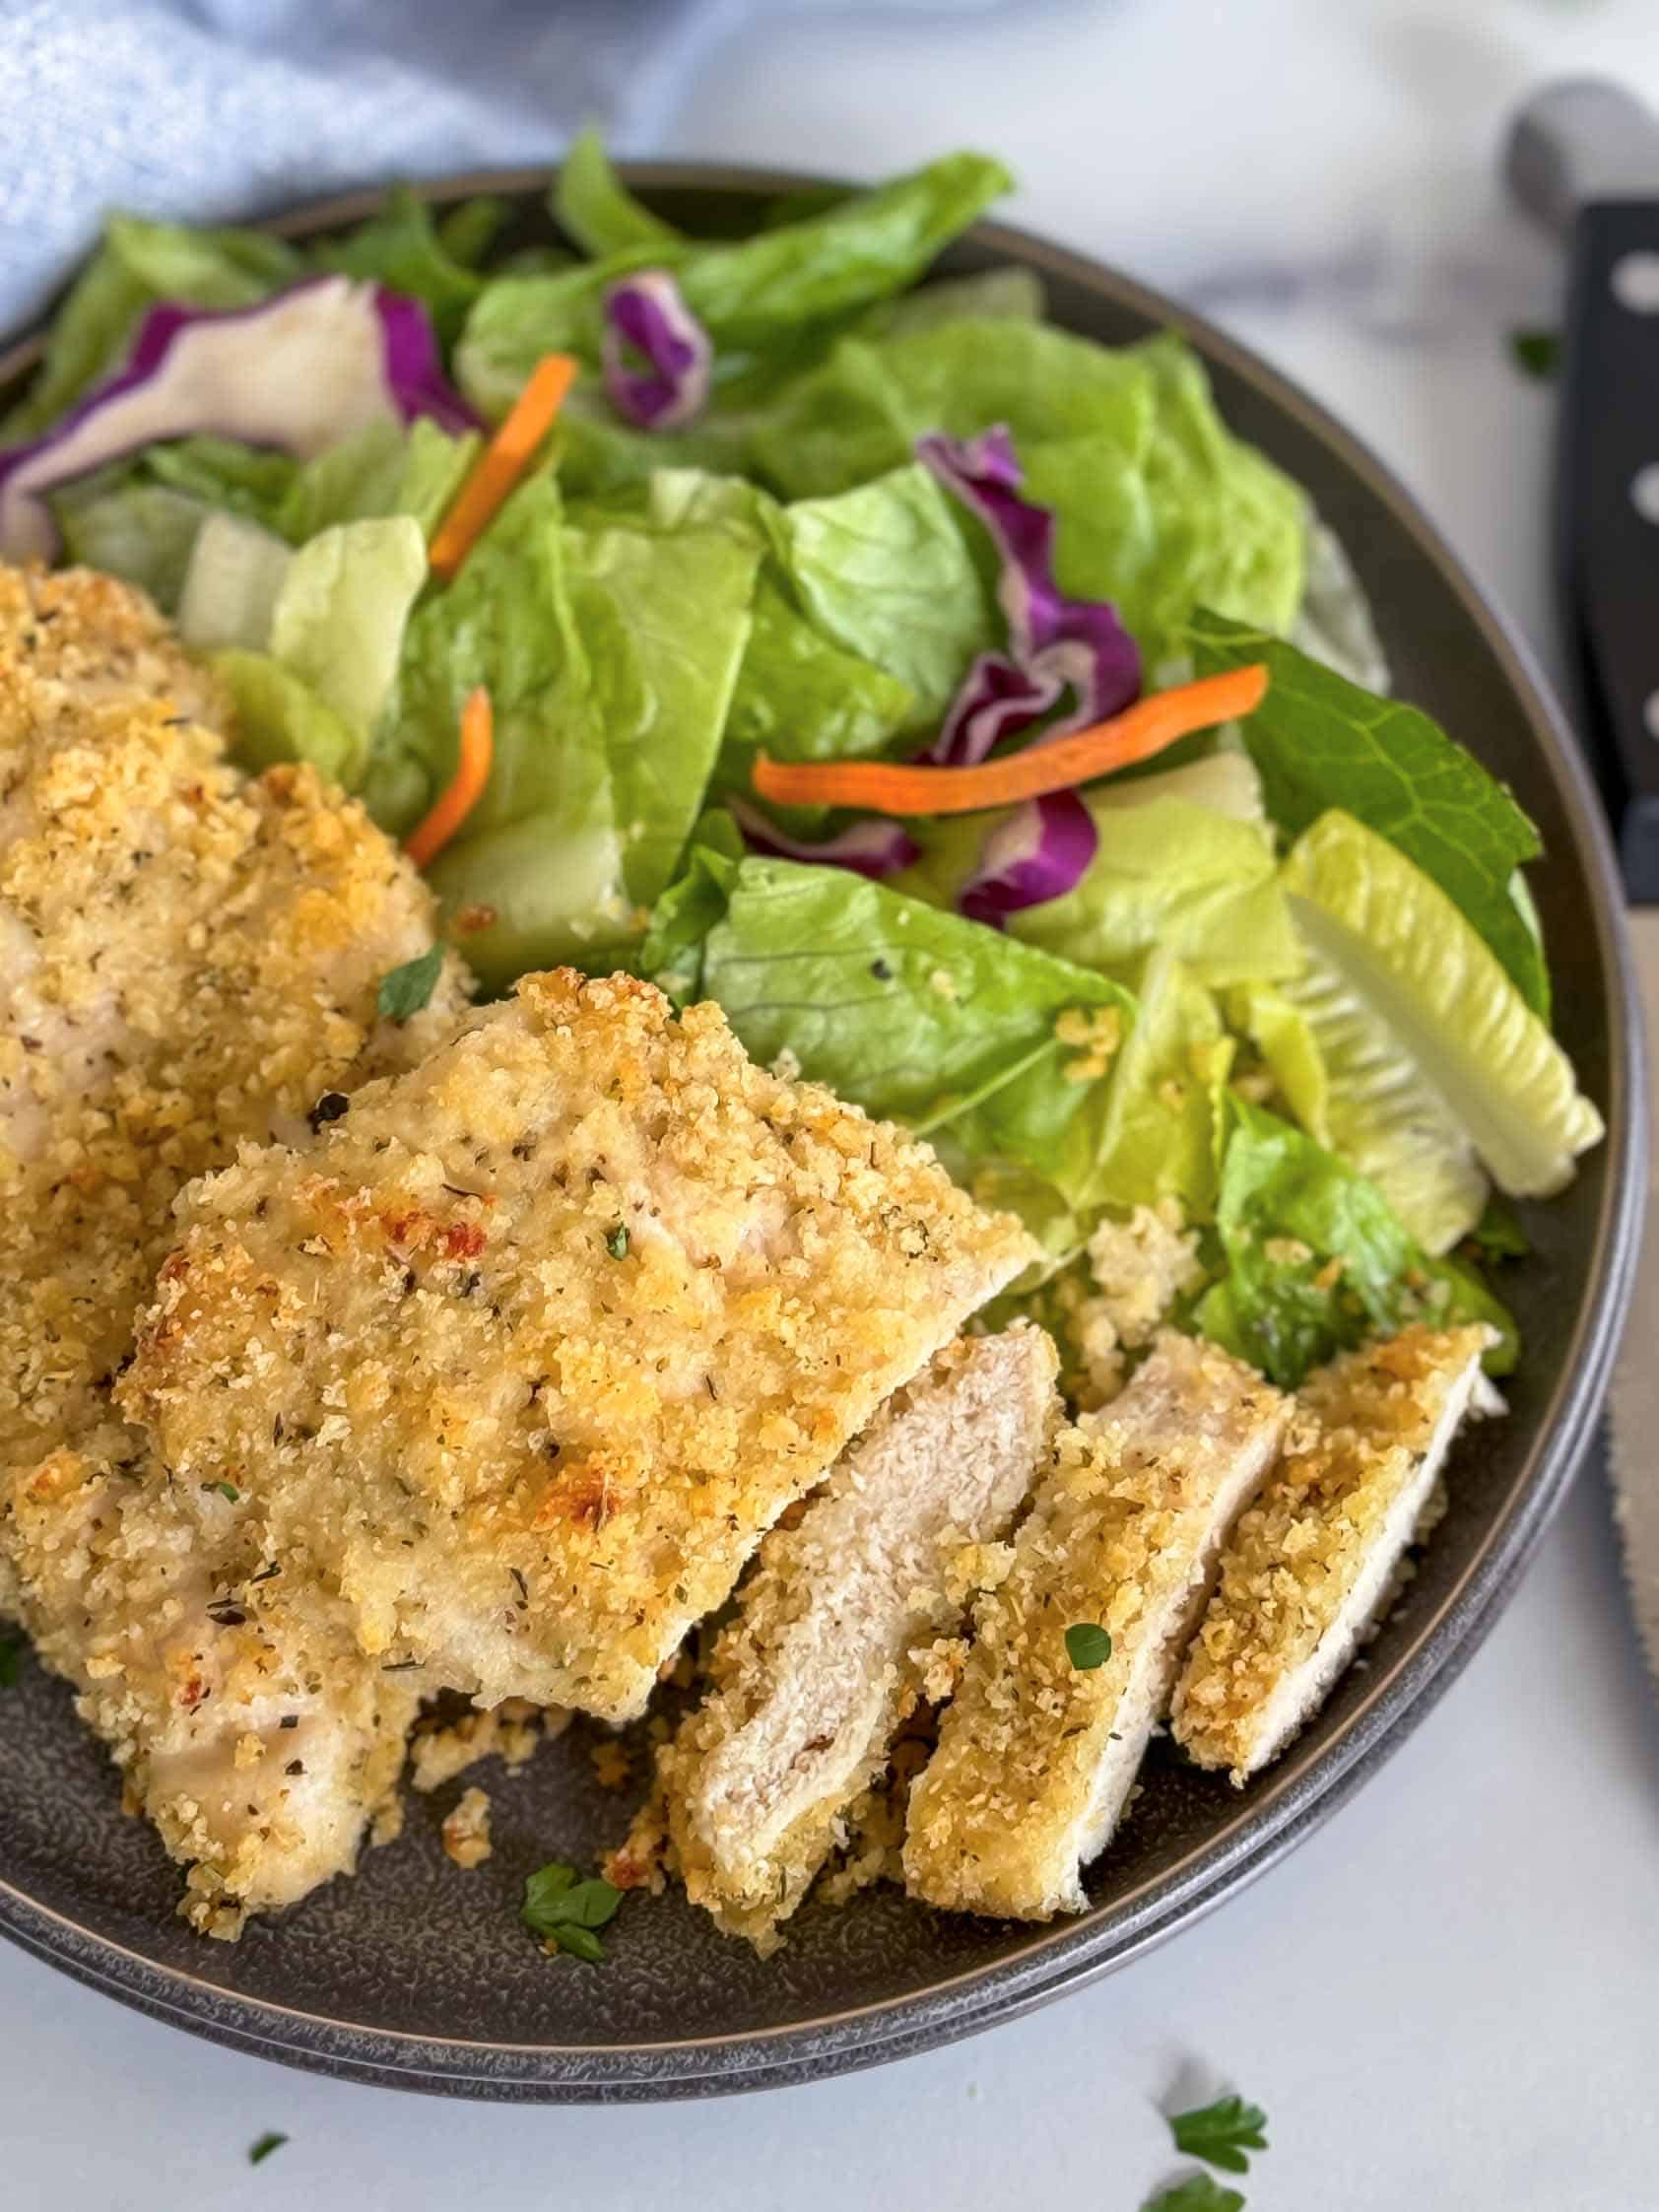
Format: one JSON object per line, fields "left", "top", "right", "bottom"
{"left": 207, "top": 1480, "right": 239, "bottom": 1504}
{"left": 1509, "top": 327, "right": 1559, "bottom": 379}
{"left": 1142, "top": 2178, "right": 1243, "bottom": 2212}
{"left": 248, "top": 2130, "right": 289, "bottom": 2166}
{"left": 376, "top": 945, "right": 445, "bottom": 1024}
{"left": 1064, "top": 1622, "right": 1111, "bottom": 1670}
{"left": 521, "top": 1860, "right": 623, "bottom": 1962}
{"left": 606, "top": 1223, "right": 630, "bottom": 1260}
{"left": 0, "top": 1636, "right": 22, "bottom": 1689}
{"left": 1169, "top": 2094, "right": 1268, "bottom": 2175}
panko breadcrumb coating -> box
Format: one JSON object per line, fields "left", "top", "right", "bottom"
{"left": 647, "top": 1325, "right": 1061, "bottom": 1947}
{"left": 1171, "top": 1324, "right": 1495, "bottom": 1781}
{"left": 124, "top": 972, "right": 1038, "bottom": 1722}
{"left": 0, "top": 562, "right": 469, "bottom": 1934}
{"left": 902, "top": 1333, "right": 1286, "bottom": 1921}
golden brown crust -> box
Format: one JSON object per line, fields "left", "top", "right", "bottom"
{"left": 123, "top": 972, "right": 1038, "bottom": 1721}
{"left": 651, "top": 1326, "right": 1060, "bottom": 1946}
{"left": 902, "top": 1334, "right": 1287, "bottom": 1920}
{"left": 0, "top": 563, "right": 470, "bottom": 1932}
{"left": 1170, "top": 1324, "right": 1493, "bottom": 1780}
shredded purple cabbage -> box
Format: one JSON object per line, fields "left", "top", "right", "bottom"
{"left": 602, "top": 271, "right": 713, "bottom": 431}
{"left": 915, "top": 425, "right": 1141, "bottom": 747}
{"left": 0, "top": 276, "right": 478, "bottom": 561}
{"left": 959, "top": 791, "right": 1099, "bottom": 925}
{"left": 728, "top": 797, "right": 918, "bottom": 879}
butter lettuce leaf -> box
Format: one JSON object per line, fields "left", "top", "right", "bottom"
{"left": 1282, "top": 810, "right": 1602, "bottom": 1200}
{"left": 1192, "top": 613, "right": 1552, "bottom": 1017}
{"left": 1195, "top": 1100, "right": 1517, "bottom": 1387}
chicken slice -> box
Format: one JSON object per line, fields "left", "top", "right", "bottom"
{"left": 124, "top": 972, "right": 1038, "bottom": 1722}
{"left": 5, "top": 1444, "right": 424, "bottom": 1937}
{"left": 1171, "top": 1324, "right": 1496, "bottom": 1782}
{"left": 0, "top": 564, "right": 469, "bottom": 1931}
{"left": 902, "top": 1333, "right": 1287, "bottom": 1921}
{"left": 645, "top": 1324, "right": 1062, "bottom": 1947}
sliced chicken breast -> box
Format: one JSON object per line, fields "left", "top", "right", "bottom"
{"left": 1171, "top": 1324, "right": 1495, "bottom": 1781}
{"left": 902, "top": 1333, "right": 1287, "bottom": 1921}
{"left": 123, "top": 972, "right": 1038, "bottom": 1722}
{"left": 650, "top": 1324, "right": 1062, "bottom": 1946}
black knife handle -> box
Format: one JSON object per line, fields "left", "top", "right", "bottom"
{"left": 1556, "top": 201, "right": 1659, "bottom": 901}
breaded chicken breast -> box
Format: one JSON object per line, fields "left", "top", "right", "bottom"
{"left": 1171, "top": 1324, "right": 1495, "bottom": 1781}
{"left": 124, "top": 972, "right": 1038, "bottom": 1722}
{"left": 647, "top": 1325, "right": 1062, "bottom": 1947}
{"left": 0, "top": 563, "right": 468, "bottom": 1932}
{"left": 902, "top": 1334, "right": 1287, "bottom": 1921}
{"left": 5, "top": 1447, "right": 424, "bottom": 1937}
{"left": 0, "top": 573, "right": 466, "bottom": 1470}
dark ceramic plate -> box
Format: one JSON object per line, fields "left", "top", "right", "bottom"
{"left": 0, "top": 165, "right": 1644, "bottom": 2102}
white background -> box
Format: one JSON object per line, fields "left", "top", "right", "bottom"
{"left": 5, "top": 2, "right": 1659, "bottom": 2204}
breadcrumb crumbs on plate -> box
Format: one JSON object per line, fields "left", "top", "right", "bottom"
{"left": 440, "top": 1786, "right": 494, "bottom": 1869}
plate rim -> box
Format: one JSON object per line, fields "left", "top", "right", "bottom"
{"left": 0, "top": 158, "right": 1644, "bottom": 2099}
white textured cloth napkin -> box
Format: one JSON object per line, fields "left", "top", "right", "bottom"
{"left": 0, "top": 0, "right": 1011, "bottom": 328}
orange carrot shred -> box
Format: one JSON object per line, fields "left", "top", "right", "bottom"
{"left": 752, "top": 666, "right": 1270, "bottom": 818}
{"left": 429, "top": 352, "right": 578, "bottom": 579}
{"left": 404, "top": 687, "right": 494, "bottom": 869}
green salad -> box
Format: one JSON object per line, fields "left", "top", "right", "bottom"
{"left": 0, "top": 136, "right": 1605, "bottom": 1388}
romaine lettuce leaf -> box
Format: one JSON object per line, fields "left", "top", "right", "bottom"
{"left": 1010, "top": 783, "right": 1299, "bottom": 989}
{"left": 1089, "top": 949, "right": 1233, "bottom": 1220}
{"left": 1191, "top": 612, "right": 1552, "bottom": 1017}
{"left": 1194, "top": 1099, "right": 1517, "bottom": 1387}
{"left": 751, "top": 327, "right": 1304, "bottom": 671}
{"left": 715, "top": 576, "right": 915, "bottom": 805}
{"left": 559, "top": 516, "right": 760, "bottom": 905}
{"left": 51, "top": 480, "right": 207, "bottom": 611}
{"left": 1271, "top": 944, "right": 1490, "bottom": 1255}
{"left": 314, "top": 184, "right": 488, "bottom": 346}
{"left": 856, "top": 265, "right": 1044, "bottom": 339}
{"left": 380, "top": 471, "right": 623, "bottom": 982}
{"left": 1291, "top": 514, "right": 1389, "bottom": 691}
{"left": 553, "top": 130, "right": 681, "bottom": 258}
{"left": 176, "top": 511, "right": 293, "bottom": 652}
{"left": 369, "top": 470, "right": 756, "bottom": 986}
{"left": 770, "top": 463, "right": 994, "bottom": 732}
{"left": 268, "top": 516, "right": 429, "bottom": 767}
{"left": 645, "top": 848, "right": 1135, "bottom": 1237}
{"left": 457, "top": 151, "right": 1010, "bottom": 432}
{"left": 1282, "top": 810, "right": 1602, "bottom": 1199}
{"left": 274, "top": 417, "right": 479, "bottom": 542}
{"left": 208, "top": 648, "right": 363, "bottom": 788}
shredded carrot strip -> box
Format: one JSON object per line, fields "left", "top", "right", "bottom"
{"left": 404, "top": 687, "right": 494, "bottom": 869}
{"left": 753, "top": 666, "right": 1271, "bottom": 818}
{"left": 428, "top": 353, "right": 578, "bottom": 579}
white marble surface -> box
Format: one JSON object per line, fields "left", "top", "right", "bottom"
{"left": 6, "top": 2, "right": 1659, "bottom": 2205}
